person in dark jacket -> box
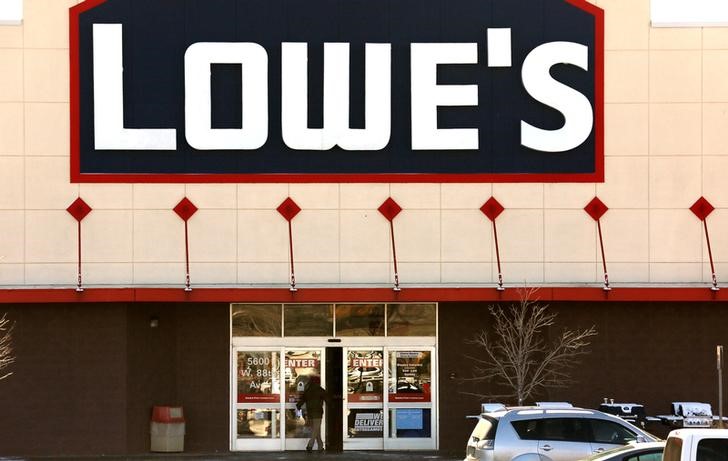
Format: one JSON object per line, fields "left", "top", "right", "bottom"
{"left": 296, "top": 375, "right": 329, "bottom": 452}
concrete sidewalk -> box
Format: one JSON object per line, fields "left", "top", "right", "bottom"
{"left": 1, "top": 451, "right": 463, "bottom": 461}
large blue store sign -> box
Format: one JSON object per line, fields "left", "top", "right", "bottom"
{"left": 70, "top": 0, "right": 603, "bottom": 183}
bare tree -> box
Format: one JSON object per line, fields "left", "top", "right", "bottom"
{"left": 0, "top": 313, "right": 14, "bottom": 381}
{"left": 462, "top": 288, "right": 596, "bottom": 405}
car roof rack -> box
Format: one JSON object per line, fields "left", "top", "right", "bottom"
{"left": 535, "top": 402, "right": 574, "bottom": 408}
{"left": 481, "top": 403, "right": 507, "bottom": 413}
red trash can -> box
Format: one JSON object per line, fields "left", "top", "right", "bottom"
{"left": 150, "top": 406, "right": 185, "bottom": 452}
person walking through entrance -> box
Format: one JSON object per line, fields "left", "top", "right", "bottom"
{"left": 297, "top": 375, "right": 330, "bottom": 452}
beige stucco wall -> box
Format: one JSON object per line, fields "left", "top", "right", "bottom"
{"left": 0, "top": 0, "right": 726, "bottom": 288}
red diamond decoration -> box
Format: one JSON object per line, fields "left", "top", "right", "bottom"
{"left": 378, "top": 197, "right": 402, "bottom": 222}
{"left": 690, "top": 196, "right": 715, "bottom": 221}
{"left": 66, "top": 197, "right": 92, "bottom": 222}
{"left": 480, "top": 197, "right": 504, "bottom": 222}
{"left": 174, "top": 197, "right": 198, "bottom": 222}
{"left": 584, "top": 197, "right": 608, "bottom": 221}
{"left": 277, "top": 197, "right": 301, "bottom": 222}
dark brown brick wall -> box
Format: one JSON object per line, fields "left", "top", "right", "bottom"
{"left": 0, "top": 303, "right": 128, "bottom": 456}
{"left": 439, "top": 301, "right": 728, "bottom": 454}
{"left": 1, "top": 300, "right": 727, "bottom": 456}
{"left": 126, "top": 303, "right": 177, "bottom": 453}
{"left": 175, "top": 303, "right": 230, "bottom": 452}
{"left": 0, "top": 302, "right": 229, "bottom": 457}
{"left": 124, "top": 302, "right": 230, "bottom": 454}
{"left": 548, "top": 302, "right": 728, "bottom": 417}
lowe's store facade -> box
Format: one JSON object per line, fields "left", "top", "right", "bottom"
{"left": 1, "top": 0, "right": 728, "bottom": 456}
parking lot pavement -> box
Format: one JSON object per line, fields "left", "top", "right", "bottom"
{"left": 0, "top": 451, "right": 463, "bottom": 461}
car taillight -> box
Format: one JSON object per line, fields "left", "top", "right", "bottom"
{"left": 477, "top": 439, "right": 495, "bottom": 449}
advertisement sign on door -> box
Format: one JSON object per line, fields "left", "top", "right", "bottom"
{"left": 348, "top": 350, "right": 384, "bottom": 403}
{"left": 348, "top": 409, "right": 384, "bottom": 438}
{"left": 389, "top": 351, "right": 431, "bottom": 402}
{"left": 285, "top": 350, "right": 321, "bottom": 403}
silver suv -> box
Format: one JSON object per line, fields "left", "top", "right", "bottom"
{"left": 465, "top": 404, "right": 659, "bottom": 461}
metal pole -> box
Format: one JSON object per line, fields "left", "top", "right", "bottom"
{"left": 718, "top": 345, "right": 724, "bottom": 428}
{"left": 184, "top": 220, "right": 192, "bottom": 292}
{"left": 705, "top": 220, "right": 719, "bottom": 291}
{"left": 492, "top": 220, "right": 504, "bottom": 291}
{"left": 597, "top": 219, "right": 610, "bottom": 291}
{"left": 288, "top": 220, "right": 297, "bottom": 292}
{"left": 390, "top": 221, "right": 400, "bottom": 291}
{"left": 76, "top": 221, "right": 84, "bottom": 292}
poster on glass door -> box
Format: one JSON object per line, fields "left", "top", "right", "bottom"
{"left": 285, "top": 350, "right": 322, "bottom": 403}
{"left": 388, "top": 351, "right": 431, "bottom": 402}
{"left": 237, "top": 351, "right": 281, "bottom": 403}
{"left": 347, "top": 350, "right": 384, "bottom": 402}
{"left": 347, "top": 409, "right": 384, "bottom": 438}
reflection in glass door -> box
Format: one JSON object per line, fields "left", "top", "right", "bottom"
{"left": 284, "top": 349, "right": 325, "bottom": 450}
{"left": 344, "top": 348, "right": 384, "bottom": 449}
{"left": 233, "top": 349, "right": 283, "bottom": 451}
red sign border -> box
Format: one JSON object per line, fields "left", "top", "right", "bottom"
{"left": 69, "top": 0, "right": 604, "bottom": 184}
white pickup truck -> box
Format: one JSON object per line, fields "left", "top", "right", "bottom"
{"left": 663, "top": 429, "right": 728, "bottom": 461}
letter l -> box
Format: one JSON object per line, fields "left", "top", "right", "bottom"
{"left": 92, "top": 24, "right": 176, "bottom": 150}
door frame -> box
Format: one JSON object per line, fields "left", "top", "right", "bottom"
{"left": 230, "top": 346, "right": 286, "bottom": 451}
{"left": 231, "top": 333, "right": 438, "bottom": 451}
{"left": 384, "top": 346, "right": 437, "bottom": 450}
{"left": 282, "top": 347, "right": 327, "bottom": 451}
{"left": 343, "top": 347, "right": 385, "bottom": 450}
{"left": 230, "top": 344, "right": 328, "bottom": 451}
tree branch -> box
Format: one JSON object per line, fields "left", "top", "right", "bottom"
{"left": 0, "top": 313, "right": 15, "bottom": 381}
{"left": 459, "top": 287, "right": 597, "bottom": 405}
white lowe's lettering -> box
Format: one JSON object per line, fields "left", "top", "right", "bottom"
{"left": 92, "top": 24, "right": 177, "bottom": 150}
{"left": 91, "top": 24, "right": 593, "bottom": 153}
{"left": 281, "top": 42, "right": 392, "bottom": 150}
{"left": 410, "top": 43, "right": 479, "bottom": 150}
{"left": 185, "top": 42, "right": 268, "bottom": 150}
{"left": 520, "top": 41, "right": 593, "bottom": 152}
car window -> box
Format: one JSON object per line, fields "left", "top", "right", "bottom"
{"left": 625, "top": 450, "right": 664, "bottom": 461}
{"left": 696, "top": 439, "right": 728, "bottom": 461}
{"left": 539, "top": 418, "right": 589, "bottom": 443}
{"left": 589, "top": 419, "right": 637, "bottom": 445}
{"left": 512, "top": 419, "right": 540, "bottom": 440}
{"left": 472, "top": 416, "right": 498, "bottom": 441}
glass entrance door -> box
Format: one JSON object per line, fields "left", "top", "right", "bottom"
{"left": 231, "top": 301, "right": 439, "bottom": 452}
{"left": 284, "top": 349, "right": 325, "bottom": 450}
{"left": 233, "top": 348, "right": 284, "bottom": 451}
{"left": 231, "top": 347, "right": 325, "bottom": 451}
{"left": 385, "top": 348, "right": 436, "bottom": 450}
{"left": 342, "top": 347, "right": 436, "bottom": 450}
{"left": 344, "top": 348, "right": 385, "bottom": 449}
{"left": 232, "top": 346, "right": 437, "bottom": 451}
